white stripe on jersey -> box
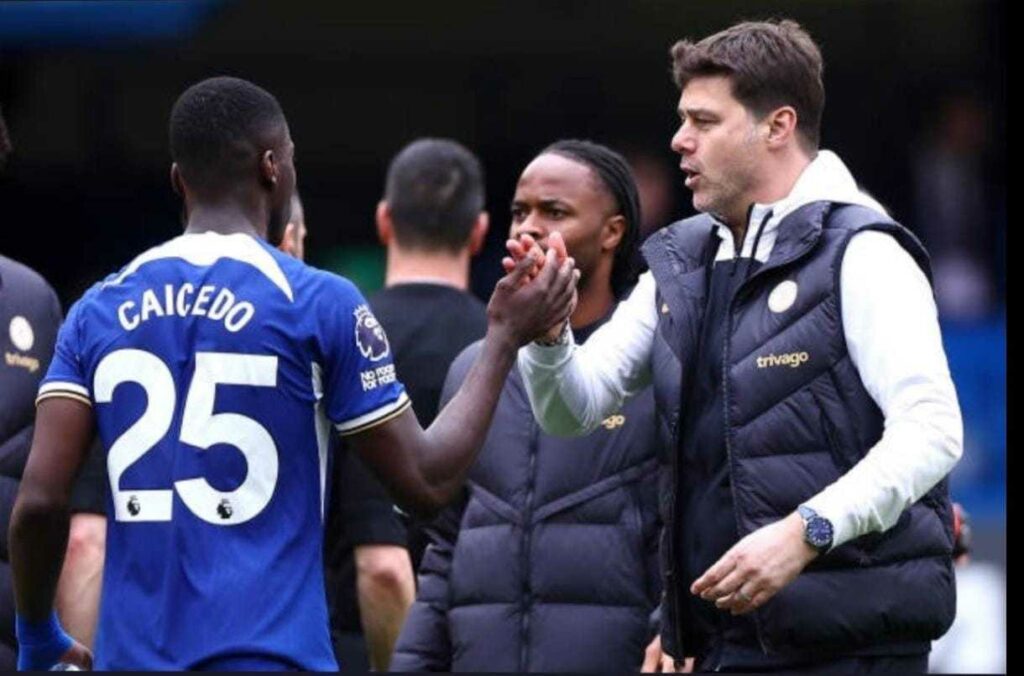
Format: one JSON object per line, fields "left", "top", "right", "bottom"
{"left": 334, "top": 392, "right": 410, "bottom": 436}
{"left": 38, "top": 380, "right": 91, "bottom": 400}
{"left": 104, "top": 232, "right": 294, "bottom": 302}
{"left": 311, "top": 362, "right": 331, "bottom": 521}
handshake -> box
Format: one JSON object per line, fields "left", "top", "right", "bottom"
{"left": 488, "top": 230, "right": 580, "bottom": 347}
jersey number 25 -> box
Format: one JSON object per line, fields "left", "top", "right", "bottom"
{"left": 94, "top": 349, "right": 279, "bottom": 526}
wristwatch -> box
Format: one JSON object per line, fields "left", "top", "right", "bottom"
{"left": 797, "top": 505, "right": 834, "bottom": 553}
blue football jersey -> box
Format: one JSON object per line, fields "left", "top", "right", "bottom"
{"left": 38, "top": 232, "right": 409, "bottom": 670}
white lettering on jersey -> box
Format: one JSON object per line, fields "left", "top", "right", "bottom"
{"left": 118, "top": 301, "right": 140, "bottom": 330}
{"left": 117, "top": 283, "right": 256, "bottom": 333}
{"left": 359, "top": 364, "right": 396, "bottom": 391}
{"left": 192, "top": 285, "right": 215, "bottom": 316}
{"left": 176, "top": 283, "right": 194, "bottom": 315}
{"left": 140, "top": 289, "right": 165, "bottom": 322}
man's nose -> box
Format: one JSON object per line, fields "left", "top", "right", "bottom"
{"left": 671, "top": 125, "right": 695, "bottom": 155}
{"left": 512, "top": 215, "right": 545, "bottom": 243}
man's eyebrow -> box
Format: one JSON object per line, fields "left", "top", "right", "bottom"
{"left": 679, "top": 106, "right": 716, "bottom": 118}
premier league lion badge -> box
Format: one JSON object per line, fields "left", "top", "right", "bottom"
{"left": 354, "top": 304, "right": 390, "bottom": 362}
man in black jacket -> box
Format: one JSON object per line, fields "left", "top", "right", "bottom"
{"left": 0, "top": 106, "right": 66, "bottom": 671}
{"left": 513, "top": 20, "right": 962, "bottom": 673}
{"left": 391, "top": 140, "right": 662, "bottom": 673}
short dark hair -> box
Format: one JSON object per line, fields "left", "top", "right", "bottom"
{"left": 671, "top": 19, "right": 825, "bottom": 151}
{"left": 169, "top": 76, "right": 287, "bottom": 194}
{"left": 384, "top": 138, "right": 485, "bottom": 252}
{"left": 541, "top": 139, "right": 642, "bottom": 299}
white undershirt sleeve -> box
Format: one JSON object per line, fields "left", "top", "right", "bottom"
{"left": 517, "top": 271, "right": 659, "bottom": 436}
{"left": 803, "top": 230, "right": 963, "bottom": 547}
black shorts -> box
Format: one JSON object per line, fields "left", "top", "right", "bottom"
{"left": 69, "top": 439, "right": 106, "bottom": 515}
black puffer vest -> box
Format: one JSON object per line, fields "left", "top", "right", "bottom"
{"left": 643, "top": 202, "right": 956, "bottom": 659}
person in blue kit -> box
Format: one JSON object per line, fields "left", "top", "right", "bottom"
{"left": 511, "top": 20, "right": 963, "bottom": 674}
{"left": 6, "top": 76, "right": 578, "bottom": 671}
{"left": 390, "top": 140, "right": 663, "bottom": 673}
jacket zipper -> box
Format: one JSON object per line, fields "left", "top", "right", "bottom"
{"left": 721, "top": 209, "right": 775, "bottom": 658}
{"left": 519, "top": 419, "right": 540, "bottom": 672}
{"left": 720, "top": 208, "right": 821, "bottom": 657}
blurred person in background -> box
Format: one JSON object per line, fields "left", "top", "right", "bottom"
{"left": 513, "top": 20, "right": 963, "bottom": 672}
{"left": 0, "top": 105, "right": 66, "bottom": 670}
{"left": 322, "top": 138, "right": 490, "bottom": 671}
{"left": 277, "top": 189, "right": 414, "bottom": 672}
{"left": 929, "top": 503, "right": 1006, "bottom": 674}
{"left": 391, "top": 140, "right": 662, "bottom": 673}
{"left": 911, "top": 93, "right": 999, "bottom": 321}
{"left": 626, "top": 149, "right": 680, "bottom": 242}
{"left": 278, "top": 191, "right": 308, "bottom": 260}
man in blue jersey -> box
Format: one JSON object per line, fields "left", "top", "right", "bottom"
{"left": 7, "top": 76, "right": 577, "bottom": 671}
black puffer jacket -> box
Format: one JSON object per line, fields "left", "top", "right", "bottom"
{"left": 0, "top": 255, "right": 62, "bottom": 668}
{"left": 391, "top": 323, "right": 661, "bottom": 672}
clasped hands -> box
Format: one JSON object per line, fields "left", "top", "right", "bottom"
{"left": 499, "top": 231, "right": 578, "bottom": 343}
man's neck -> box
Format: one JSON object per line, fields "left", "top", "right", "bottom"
{"left": 184, "top": 202, "right": 266, "bottom": 239}
{"left": 723, "top": 149, "right": 814, "bottom": 245}
{"left": 570, "top": 277, "right": 615, "bottom": 330}
{"left": 385, "top": 245, "right": 470, "bottom": 290}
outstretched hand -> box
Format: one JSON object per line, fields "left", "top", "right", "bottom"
{"left": 488, "top": 245, "right": 579, "bottom": 347}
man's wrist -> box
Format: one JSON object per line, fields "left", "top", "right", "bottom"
{"left": 534, "top": 319, "right": 570, "bottom": 347}
{"left": 15, "top": 611, "right": 73, "bottom": 670}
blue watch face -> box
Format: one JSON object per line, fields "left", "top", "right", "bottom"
{"left": 807, "top": 516, "right": 834, "bottom": 548}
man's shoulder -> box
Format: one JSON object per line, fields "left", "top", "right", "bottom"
{"left": 0, "top": 254, "right": 58, "bottom": 304}
{"left": 370, "top": 283, "right": 487, "bottom": 341}
{"left": 822, "top": 202, "right": 898, "bottom": 233}
{"left": 641, "top": 213, "right": 718, "bottom": 273}
{"left": 370, "top": 283, "right": 485, "bottom": 314}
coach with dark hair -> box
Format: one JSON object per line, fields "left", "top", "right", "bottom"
{"left": 391, "top": 140, "right": 662, "bottom": 673}
{"left": 514, "top": 20, "right": 963, "bottom": 673}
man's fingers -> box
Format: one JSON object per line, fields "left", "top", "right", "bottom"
{"left": 503, "top": 251, "right": 538, "bottom": 286}
{"left": 549, "top": 230, "right": 569, "bottom": 263}
{"left": 641, "top": 649, "right": 659, "bottom": 672}
{"left": 706, "top": 566, "right": 746, "bottom": 602}
{"left": 506, "top": 238, "right": 528, "bottom": 261}
{"left": 502, "top": 256, "right": 516, "bottom": 274}
{"left": 732, "top": 586, "right": 773, "bottom": 615}
{"left": 692, "top": 552, "right": 737, "bottom": 595}
{"left": 534, "top": 247, "right": 561, "bottom": 285}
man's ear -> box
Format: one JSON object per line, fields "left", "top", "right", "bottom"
{"left": 601, "top": 214, "right": 626, "bottom": 253}
{"left": 375, "top": 201, "right": 393, "bottom": 246}
{"left": 259, "top": 149, "right": 279, "bottom": 188}
{"left": 468, "top": 212, "right": 490, "bottom": 256}
{"left": 170, "top": 163, "right": 185, "bottom": 197}
{"left": 764, "top": 106, "right": 798, "bottom": 148}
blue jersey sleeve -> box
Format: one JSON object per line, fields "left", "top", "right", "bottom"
{"left": 37, "top": 297, "right": 92, "bottom": 407}
{"left": 317, "top": 277, "right": 409, "bottom": 435}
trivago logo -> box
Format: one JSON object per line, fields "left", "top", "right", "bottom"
{"left": 756, "top": 351, "right": 810, "bottom": 369}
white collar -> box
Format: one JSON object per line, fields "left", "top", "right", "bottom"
{"left": 712, "top": 150, "right": 888, "bottom": 256}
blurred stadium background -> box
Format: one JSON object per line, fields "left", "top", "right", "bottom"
{"left": 0, "top": 0, "right": 1005, "bottom": 669}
